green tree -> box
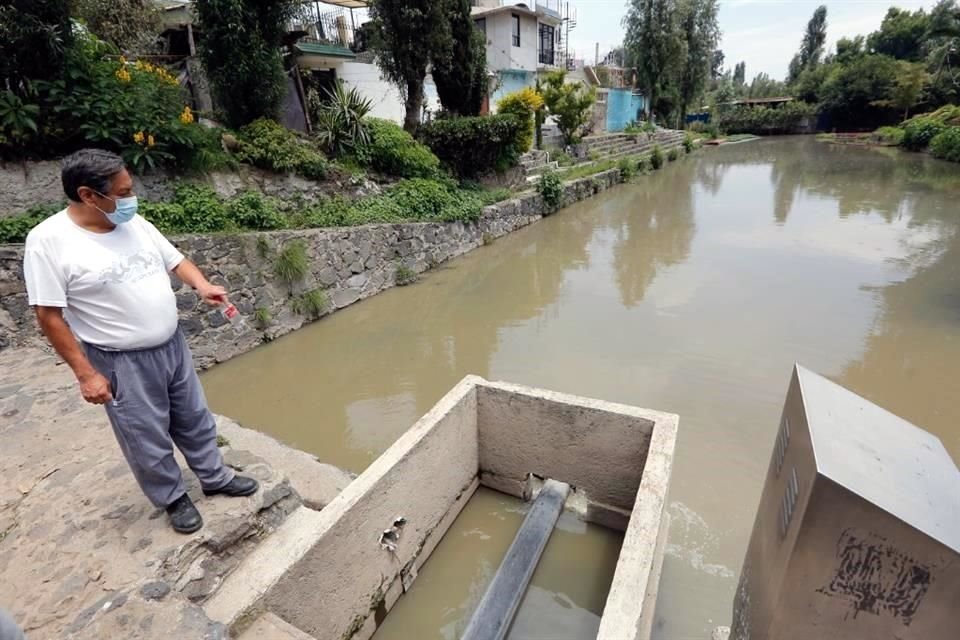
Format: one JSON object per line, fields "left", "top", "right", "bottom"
{"left": 368, "top": 0, "right": 451, "bottom": 132}
{"left": 73, "top": 0, "right": 163, "bottom": 52}
{"left": 747, "top": 73, "right": 786, "bottom": 98}
{"left": 872, "top": 60, "right": 929, "bottom": 120}
{"left": 792, "top": 62, "right": 835, "bottom": 103}
{"left": 540, "top": 70, "right": 596, "bottom": 146}
{"left": 711, "top": 49, "right": 725, "bottom": 79}
{"left": 926, "top": 0, "right": 960, "bottom": 105}
{"left": 676, "top": 0, "right": 720, "bottom": 126}
{"left": 800, "top": 5, "right": 828, "bottom": 69}
{"left": 835, "top": 36, "right": 865, "bottom": 64}
{"left": 733, "top": 61, "right": 746, "bottom": 86}
{"left": 431, "top": 0, "right": 486, "bottom": 116}
{"left": 623, "top": 0, "right": 683, "bottom": 118}
{"left": 867, "top": 7, "right": 930, "bottom": 61}
{"left": 195, "top": 0, "right": 296, "bottom": 128}
{"left": 819, "top": 54, "right": 898, "bottom": 129}
{"left": 0, "top": 0, "right": 72, "bottom": 92}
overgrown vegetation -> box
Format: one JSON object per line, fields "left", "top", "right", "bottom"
{"left": 715, "top": 102, "right": 815, "bottom": 135}
{"left": 650, "top": 145, "right": 665, "bottom": 169}
{"left": 930, "top": 125, "right": 960, "bottom": 161}
{"left": 667, "top": 147, "right": 679, "bottom": 161}
{"left": 292, "top": 288, "right": 328, "bottom": 318}
{"left": 537, "top": 171, "right": 564, "bottom": 210}
{"left": 235, "top": 119, "right": 328, "bottom": 179}
{"left": 355, "top": 118, "right": 440, "bottom": 178}
{"left": 419, "top": 115, "right": 523, "bottom": 178}
{"left": 194, "top": 0, "right": 296, "bottom": 128}
{"left": 254, "top": 307, "right": 272, "bottom": 328}
{"left": 394, "top": 264, "right": 418, "bottom": 286}
{"left": 618, "top": 157, "right": 639, "bottom": 180}
{"left": 0, "top": 204, "right": 62, "bottom": 244}
{"left": 274, "top": 240, "right": 310, "bottom": 285}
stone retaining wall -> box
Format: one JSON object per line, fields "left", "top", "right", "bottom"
{"left": 0, "top": 168, "right": 626, "bottom": 367}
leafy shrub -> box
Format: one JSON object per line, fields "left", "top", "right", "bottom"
{"left": 140, "top": 184, "right": 229, "bottom": 233}
{"left": 873, "top": 126, "right": 905, "bottom": 146}
{"left": 623, "top": 121, "right": 643, "bottom": 135}
{"left": 226, "top": 191, "right": 287, "bottom": 230}
{"left": 497, "top": 87, "right": 544, "bottom": 154}
{"left": 902, "top": 116, "right": 947, "bottom": 150}
{"left": 235, "top": 119, "right": 327, "bottom": 179}
{"left": 310, "top": 81, "right": 373, "bottom": 157}
{"left": 540, "top": 70, "right": 597, "bottom": 146}
{"left": 930, "top": 127, "right": 960, "bottom": 162}
{"left": 667, "top": 148, "right": 679, "bottom": 162}
{"left": 537, "top": 170, "right": 564, "bottom": 210}
{"left": 292, "top": 288, "right": 328, "bottom": 318}
{"left": 915, "top": 105, "right": 960, "bottom": 127}
{"left": 0, "top": 203, "right": 61, "bottom": 244}
{"left": 274, "top": 240, "right": 309, "bottom": 285}
{"left": 355, "top": 118, "right": 440, "bottom": 179}
{"left": 4, "top": 28, "right": 210, "bottom": 170}
{"left": 716, "top": 102, "right": 815, "bottom": 135}
{"left": 618, "top": 157, "right": 638, "bottom": 180}
{"left": 683, "top": 132, "right": 694, "bottom": 153}
{"left": 688, "top": 120, "right": 720, "bottom": 138}
{"left": 650, "top": 145, "right": 664, "bottom": 169}
{"left": 419, "top": 114, "right": 523, "bottom": 178}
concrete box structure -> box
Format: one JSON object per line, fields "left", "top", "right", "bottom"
{"left": 731, "top": 365, "right": 960, "bottom": 640}
{"left": 207, "top": 376, "right": 678, "bottom": 640}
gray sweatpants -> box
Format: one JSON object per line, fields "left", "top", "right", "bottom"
{"left": 85, "top": 330, "right": 233, "bottom": 508}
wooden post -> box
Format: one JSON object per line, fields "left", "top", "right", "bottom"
{"left": 186, "top": 23, "right": 196, "bottom": 57}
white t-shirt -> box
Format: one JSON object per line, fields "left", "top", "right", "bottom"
{"left": 23, "top": 210, "right": 185, "bottom": 350}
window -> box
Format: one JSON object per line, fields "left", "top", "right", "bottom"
{"left": 475, "top": 18, "right": 486, "bottom": 36}
{"left": 512, "top": 14, "right": 520, "bottom": 47}
{"left": 539, "top": 24, "right": 555, "bottom": 65}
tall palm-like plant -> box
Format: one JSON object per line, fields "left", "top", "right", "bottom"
{"left": 311, "top": 81, "right": 373, "bottom": 157}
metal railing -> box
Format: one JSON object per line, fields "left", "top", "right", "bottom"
{"left": 291, "top": 3, "right": 365, "bottom": 51}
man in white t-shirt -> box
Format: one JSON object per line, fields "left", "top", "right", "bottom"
{"left": 23, "top": 149, "right": 258, "bottom": 534}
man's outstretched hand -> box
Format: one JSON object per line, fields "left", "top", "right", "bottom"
{"left": 198, "top": 282, "right": 228, "bottom": 306}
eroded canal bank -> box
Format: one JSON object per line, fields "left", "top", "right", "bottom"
{"left": 202, "top": 137, "right": 960, "bottom": 638}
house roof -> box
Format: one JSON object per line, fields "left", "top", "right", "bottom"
{"left": 315, "top": 0, "right": 369, "bottom": 7}
{"left": 295, "top": 41, "right": 356, "bottom": 59}
{"left": 471, "top": 4, "right": 537, "bottom": 19}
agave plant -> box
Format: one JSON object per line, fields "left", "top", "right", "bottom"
{"left": 312, "top": 81, "right": 373, "bottom": 157}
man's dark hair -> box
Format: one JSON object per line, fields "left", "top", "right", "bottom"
{"left": 61, "top": 149, "right": 127, "bottom": 202}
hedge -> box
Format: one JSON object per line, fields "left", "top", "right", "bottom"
{"left": 419, "top": 114, "right": 523, "bottom": 178}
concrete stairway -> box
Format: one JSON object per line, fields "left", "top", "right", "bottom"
{"left": 519, "top": 149, "right": 559, "bottom": 180}
{"left": 525, "top": 129, "right": 688, "bottom": 184}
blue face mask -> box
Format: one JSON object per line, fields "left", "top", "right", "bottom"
{"left": 94, "top": 192, "right": 138, "bottom": 225}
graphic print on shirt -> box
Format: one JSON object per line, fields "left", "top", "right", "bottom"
{"left": 97, "top": 250, "right": 165, "bottom": 285}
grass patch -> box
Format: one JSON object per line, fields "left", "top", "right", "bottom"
{"left": 667, "top": 147, "right": 679, "bottom": 162}
{"left": 254, "top": 307, "right": 272, "bottom": 328}
{"left": 292, "top": 288, "right": 328, "bottom": 318}
{"left": 256, "top": 236, "right": 272, "bottom": 259}
{"left": 560, "top": 159, "right": 619, "bottom": 181}
{"left": 395, "top": 265, "right": 418, "bottom": 286}
{"left": 216, "top": 434, "right": 230, "bottom": 447}
{"left": 650, "top": 145, "right": 664, "bottom": 170}
{"left": 275, "top": 240, "right": 309, "bottom": 285}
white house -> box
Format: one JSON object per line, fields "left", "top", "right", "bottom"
{"left": 470, "top": 0, "right": 567, "bottom": 108}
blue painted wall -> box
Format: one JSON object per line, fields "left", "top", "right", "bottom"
{"left": 492, "top": 70, "right": 535, "bottom": 108}
{"left": 606, "top": 89, "right": 646, "bottom": 132}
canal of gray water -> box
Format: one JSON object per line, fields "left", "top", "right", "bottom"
{"left": 203, "top": 137, "right": 960, "bottom": 639}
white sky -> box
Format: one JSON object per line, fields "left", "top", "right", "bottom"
{"left": 566, "top": 0, "right": 938, "bottom": 80}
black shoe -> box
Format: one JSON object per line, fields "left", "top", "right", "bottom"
{"left": 203, "top": 475, "right": 259, "bottom": 498}
{"left": 166, "top": 493, "right": 203, "bottom": 534}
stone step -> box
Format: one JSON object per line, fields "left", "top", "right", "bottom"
{"left": 525, "top": 160, "right": 559, "bottom": 177}
{"left": 237, "top": 613, "right": 316, "bottom": 640}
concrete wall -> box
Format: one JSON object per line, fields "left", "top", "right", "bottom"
{"left": 492, "top": 69, "right": 535, "bottom": 107}
{"left": 226, "top": 379, "right": 481, "bottom": 639}
{"left": 1, "top": 166, "right": 640, "bottom": 361}
{"left": 483, "top": 11, "right": 538, "bottom": 73}
{"left": 206, "top": 375, "right": 679, "bottom": 640}
{"left": 339, "top": 62, "right": 406, "bottom": 124}
{"left": 607, "top": 89, "right": 646, "bottom": 133}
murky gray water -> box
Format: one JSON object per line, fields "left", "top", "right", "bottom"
{"left": 204, "top": 138, "right": 960, "bottom": 638}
